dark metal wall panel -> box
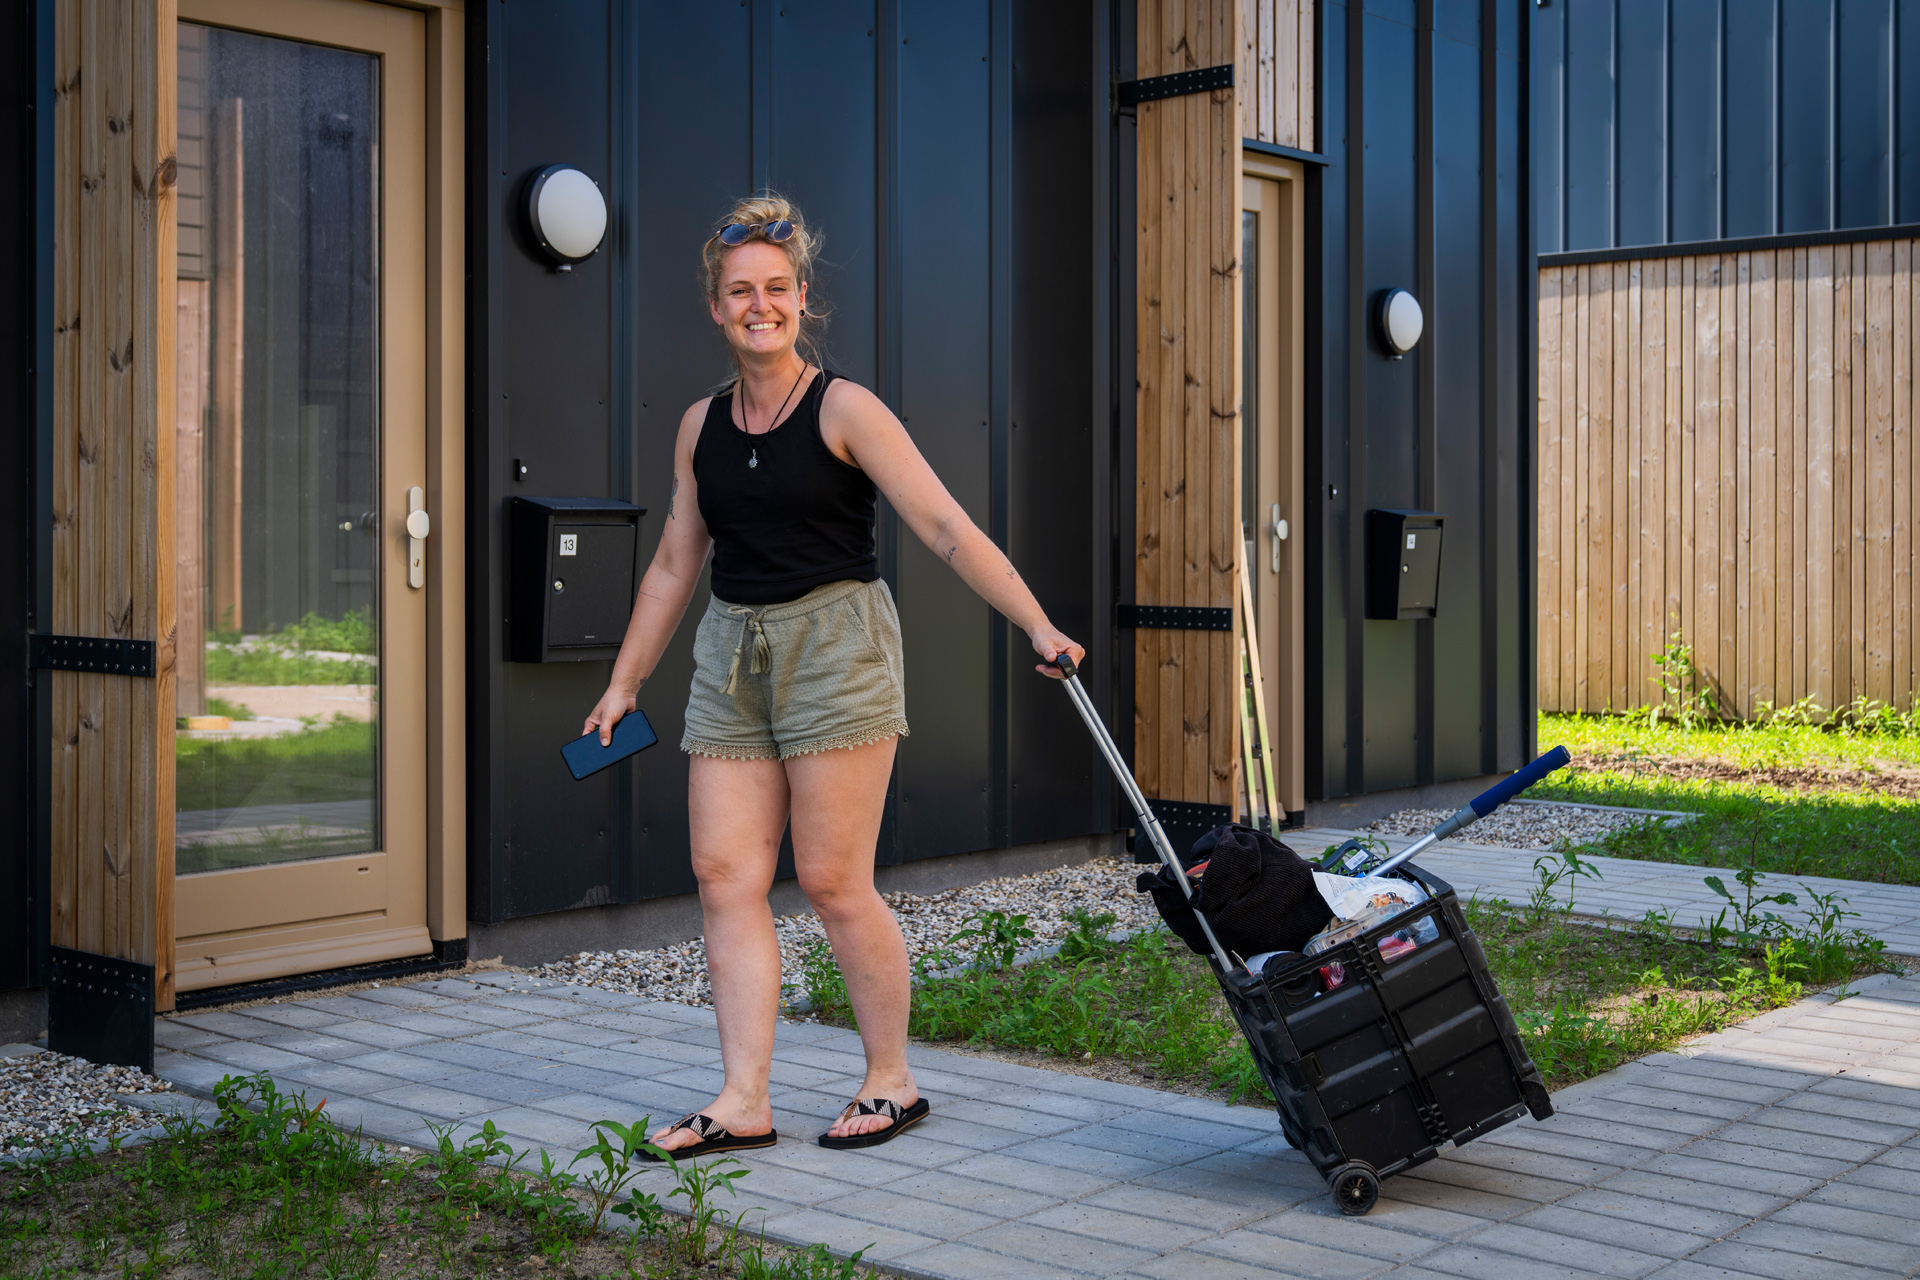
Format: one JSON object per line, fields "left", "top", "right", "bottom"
{"left": 1008, "top": 1, "right": 1103, "bottom": 847}
{"left": 1307, "top": 0, "right": 1532, "bottom": 801}
{"left": 1431, "top": 23, "right": 1485, "bottom": 782}
{"left": 1564, "top": 0, "right": 1615, "bottom": 252}
{"left": 1779, "top": 1, "right": 1834, "bottom": 234}
{"left": 893, "top": 1, "right": 993, "bottom": 862}
{"left": 1838, "top": 0, "right": 1894, "bottom": 228}
{"left": 1616, "top": 0, "right": 1668, "bottom": 248}
{"left": 1541, "top": 0, "right": 1920, "bottom": 251}
{"left": 468, "top": 0, "right": 1108, "bottom": 918}
{"left": 1723, "top": 3, "right": 1776, "bottom": 240}
{"left": 1531, "top": 0, "right": 1563, "bottom": 254}
{"left": 1903, "top": 0, "right": 1920, "bottom": 221}
{"left": 0, "top": 0, "right": 38, "bottom": 992}
{"left": 1667, "top": 0, "right": 1719, "bottom": 244}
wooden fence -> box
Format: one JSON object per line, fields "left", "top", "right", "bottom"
{"left": 1538, "top": 242, "right": 1918, "bottom": 718}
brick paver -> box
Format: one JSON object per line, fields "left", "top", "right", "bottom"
{"left": 145, "top": 965, "right": 1920, "bottom": 1279}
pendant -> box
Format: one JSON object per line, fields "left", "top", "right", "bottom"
{"left": 748, "top": 449, "right": 759, "bottom": 469}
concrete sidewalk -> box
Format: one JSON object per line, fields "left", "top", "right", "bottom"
{"left": 150, "top": 965, "right": 1920, "bottom": 1280}
{"left": 1301, "top": 826, "right": 1920, "bottom": 959}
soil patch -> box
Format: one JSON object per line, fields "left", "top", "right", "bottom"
{"left": 1570, "top": 748, "right": 1920, "bottom": 798}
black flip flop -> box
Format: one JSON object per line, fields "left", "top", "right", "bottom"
{"left": 640, "top": 1112, "right": 777, "bottom": 1161}
{"left": 817, "top": 1096, "right": 930, "bottom": 1150}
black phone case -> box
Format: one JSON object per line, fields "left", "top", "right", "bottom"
{"left": 560, "top": 709, "right": 659, "bottom": 780}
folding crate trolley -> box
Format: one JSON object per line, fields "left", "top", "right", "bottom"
{"left": 1049, "top": 655, "right": 1560, "bottom": 1216}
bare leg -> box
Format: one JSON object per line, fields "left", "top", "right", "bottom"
{"left": 787, "top": 737, "right": 918, "bottom": 1139}
{"left": 649, "top": 754, "right": 789, "bottom": 1153}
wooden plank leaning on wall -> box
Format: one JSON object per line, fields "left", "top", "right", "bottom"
{"left": 1136, "top": 0, "right": 1241, "bottom": 810}
{"left": 52, "top": 0, "right": 178, "bottom": 1009}
{"left": 1536, "top": 241, "right": 1920, "bottom": 719}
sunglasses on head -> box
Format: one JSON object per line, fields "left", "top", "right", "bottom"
{"left": 717, "top": 219, "right": 795, "bottom": 246}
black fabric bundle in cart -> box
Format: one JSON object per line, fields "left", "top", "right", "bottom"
{"left": 1046, "top": 653, "right": 1562, "bottom": 1216}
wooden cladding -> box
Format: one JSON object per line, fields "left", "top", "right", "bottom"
{"left": 1135, "top": 0, "right": 1239, "bottom": 807}
{"left": 1237, "top": 0, "right": 1314, "bottom": 152}
{"left": 1539, "top": 244, "right": 1918, "bottom": 718}
{"left": 51, "top": 0, "right": 178, "bottom": 1005}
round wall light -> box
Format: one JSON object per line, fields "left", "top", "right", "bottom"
{"left": 524, "top": 164, "right": 607, "bottom": 272}
{"left": 1374, "top": 288, "right": 1425, "bottom": 359}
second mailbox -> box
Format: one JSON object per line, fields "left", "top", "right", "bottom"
{"left": 1364, "top": 508, "right": 1446, "bottom": 621}
{"left": 508, "top": 496, "right": 646, "bottom": 662}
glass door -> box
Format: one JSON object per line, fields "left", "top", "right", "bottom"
{"left": 173, "top": 0, "right": 429, "bottom": 991}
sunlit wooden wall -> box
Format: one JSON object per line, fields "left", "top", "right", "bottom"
{"left": 51, "top": 0, "right": 178, "bottom": 1007}
{"left": 1237, "top": 0, "right": 1314, "bottom": 152}
{"left": 1538, "top": 242, "right": 1918, "bottom": 719}
{"left": 1133, "top": 0, "right": 1240, "bottom": 808}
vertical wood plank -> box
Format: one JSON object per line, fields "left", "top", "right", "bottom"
{"left": 1850, "top": 241, "right": 1870, "bottom": 704}
{"left": 1868, "top": 239, "right": 1894, "bottom": 705}
{"left": 1835, "top": 246, "right": 1855, "bottom": 704}
{"left": 1538, "top": 267, "right": 1562, "bottom": 709}
{"left": 1212, "top": 0, "right": 1236, "bottom": 805}
{"left": 1642, "top": 257, "right": 1667, "bottom": 709}
{"left": 1275, "top": 0, "right": 1297, "bottom": 148}
{"left": 1573, "top": 264, "right": 1592, "bottom": 711}
{"left": 1808, "top": 245, "right": 1834, "bottom": 708}
{"left": 1298, "top": 0, "right": 1313, "bottom": 152}
{"left": 1626, "top": 261, "right": 1643, "bottom": 711}
{"left": 1241, "top": 0, "right": 1260, "bottom": 142}
{"left": 1751, "top": 251, "right": 1776, "bottom": 712}
{"left": 1728, "top": 257, "right": 1743, "bottom": 721}
{"left": 1611, "top": 260, "right": 1629, "bottom": 711}
{"left": 1666, "top": 254, "right": 1684, "bottom": 686}
{"left": 1897, "top": 241, "right": 1915, "bottom": 712}
{"left": 1181, "top": 0, "right": 1208, "bottom": 805}
{"left": 1134, "top": 0, "right": 1162, "bottom": 798}
{"left": 1777, "top": 246, "right": 1797, "bottom": 706}
{"left": 50, "top": 0, "right": 79, "bottom": 956}
{"left": 1793, "top": 247, "right": 1810, "bottom": 703}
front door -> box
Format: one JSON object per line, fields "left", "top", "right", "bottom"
{"left": 172, "top": 0, "right": 430, "bottom": 990}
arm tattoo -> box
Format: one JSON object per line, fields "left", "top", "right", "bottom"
{"left": 945, "top": 544, "right": 958, "bottom": 564}
{"left": 669, "top": 476, "right": 678, "bottom": 520}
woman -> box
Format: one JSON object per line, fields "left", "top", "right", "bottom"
{"left": 584, "top": 194, "right": 1084, "bottom": 1155}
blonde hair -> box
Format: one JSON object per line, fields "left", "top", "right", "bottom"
{"left": 701, "top": 191, "right": 830, "bottom": 375}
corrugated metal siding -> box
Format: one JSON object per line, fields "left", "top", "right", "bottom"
{"left": 1538, "top": 0, "right": 1920, "bottom": 255}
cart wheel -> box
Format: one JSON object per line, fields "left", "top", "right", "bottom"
{"left": 1330, "top": 1164, "right": 1379, "bottom": 1216}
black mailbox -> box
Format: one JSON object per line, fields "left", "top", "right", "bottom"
{"left": 1365, "top": 509, "right": 1445, "bottom": 620}
{"left": 508, "top": 496, "right": 645, "bottom": 662}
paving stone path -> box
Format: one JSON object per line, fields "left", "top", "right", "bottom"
{"left": 1302, "top": 827, "right": 1920, "bottom": 958}
{"left": 149, "top": 959, "right": 1920, "bottom": 1280}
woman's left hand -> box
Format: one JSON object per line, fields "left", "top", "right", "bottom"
{"left": 1029, "top": 626, "right": 1085, "bottom": 680}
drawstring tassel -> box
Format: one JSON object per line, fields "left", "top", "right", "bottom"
{"left": 722, "top": 607, "right": 769, "bottom": 697}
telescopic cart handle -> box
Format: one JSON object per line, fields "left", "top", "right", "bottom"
{"left": 1047, "top": 654, "right": 1237, "bottom": 971}
{"left": 1369, "top": 746, "right": 1573, "bottom": 878}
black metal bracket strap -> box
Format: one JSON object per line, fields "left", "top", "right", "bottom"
{"left": 30, "top": 634, "right": 156, "bottom": 677}
{"left": 48, "top": 946, "right": 155, "bottom": 1073}
{"left": 1117, "top": 63, "right": 1235, "bottom": 106}
{"left": 1118, "top": 604, "right": 1233, "bottom": 631}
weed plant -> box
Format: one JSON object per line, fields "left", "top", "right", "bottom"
{"left": 0, "top": 1073, "right": 874, "bottom": 1279}
{"left": 801, "top": 861, "right": 1894, "bottom": 1108}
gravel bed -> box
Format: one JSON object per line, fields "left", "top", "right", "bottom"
{"left": 1362, "top": 800, "right": 1669, "bottom": 851}
{"left": 0, "top": 1049, "right": 173, "bottom": 1156}
{"left": 535, "top": 855, "right": 1160, "bottom": 1008}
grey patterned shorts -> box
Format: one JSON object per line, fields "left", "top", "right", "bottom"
{"left": 681, "top": 578, "right": 909, "bottom": 761}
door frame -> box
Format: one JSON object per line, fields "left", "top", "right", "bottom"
{"left": 1239, "top": 153, "right": 1306, "bottom": 819}
{"left": 164, "top": 0, "right": 464, "bottom": 1002}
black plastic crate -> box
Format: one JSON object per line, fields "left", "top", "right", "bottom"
{"left": 1211, "top": 863, "right": 1553, "bottom": 1215}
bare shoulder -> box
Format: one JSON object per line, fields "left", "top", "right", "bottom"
{"left": 819, "top": 374, "right": 890, "bottom": 422}
{"left": 676, "top": 396, "right": 715, "bottom": 459}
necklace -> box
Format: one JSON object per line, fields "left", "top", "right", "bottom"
{"left": 739, "top": 362, "right": 808, "bottom": 469}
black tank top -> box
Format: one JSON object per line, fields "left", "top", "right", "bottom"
{"left": 693, "top": 370, "right": 880, "bottom": 605}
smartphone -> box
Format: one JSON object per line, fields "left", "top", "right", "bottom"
{"left": 560, "top": 709, "right": 659, "bottom": 781}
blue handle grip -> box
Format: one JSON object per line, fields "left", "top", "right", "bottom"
{"left": 1468, "top": 746, "right": 1570, "bottom": 817}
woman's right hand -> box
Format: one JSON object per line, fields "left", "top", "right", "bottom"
{"left": 584, "top": 684, "right": 638, "bottom": 746}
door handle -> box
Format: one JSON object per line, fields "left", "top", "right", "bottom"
{"left": 1270, "top": 503, "right": 1288, "bottom": 572}
{"left": 406, "top": 486, "right": 430, "bottom": 589}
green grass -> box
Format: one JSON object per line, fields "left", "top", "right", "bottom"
{"left": 205, "top": 645, "right": 374, "bottom": 686}
{"left": 802, "top": 873, "right": 1892, "bottom": 1108}
{"left": 1537, "top": 710, "right": 1920, "bottom": 885}
{"left": 201, "top": 696, "right": 256, "bottom": 721}
{"left": 0, "top": 1073, "right": 875, "bottom": 1279}
{"left": 176, "top": 717, "right": 376, "bottom": 815}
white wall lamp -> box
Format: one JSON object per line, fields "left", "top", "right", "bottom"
{"left": 1374, "top": 288, "right": 1424, "bottom": 360}
{"left": 524, "top": 164, "right": 608, "bottom": 272}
